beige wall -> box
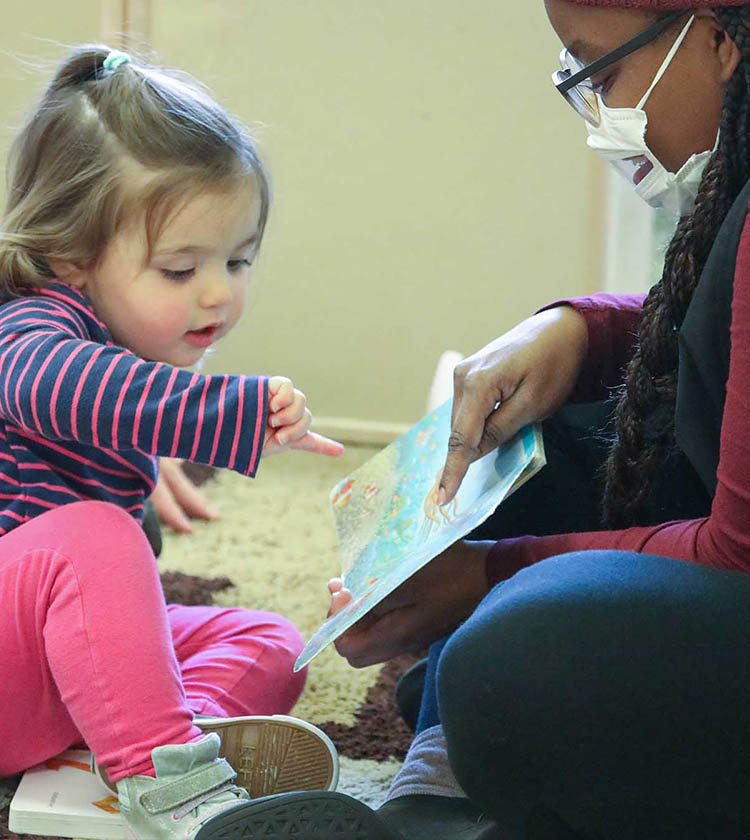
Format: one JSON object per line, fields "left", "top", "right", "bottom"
{"left": 0, "top": 1, "right": 102, "bottom": 197}
{"left": 2, "top": 1, "right": 604, "bottom": 430}
{"left": 150, "top": 1, "right": 604, "bottom": 427}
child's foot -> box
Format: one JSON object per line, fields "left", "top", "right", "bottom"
{"left": 117, "top": 740, "right": 392, "bottom": 840}
{"left": 93, "top": 714, "right": 338, "bottom": 797}
{"left": 116, "top": 732, "right": 246, "bottom": 839}
{"left": 195, "top": 714, "right": 338, "bottom": 796}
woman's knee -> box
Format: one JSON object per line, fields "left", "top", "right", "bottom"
{"left": 435, "top": 552, "right": 645, "bottom": 796}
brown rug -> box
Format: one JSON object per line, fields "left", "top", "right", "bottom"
{"left": 160, "top": 569, "right": 418, "bottom": 763}
{"left": 1, "top": 450, "right": 421, "bottom": 837}
{"left": 0, "top": 569, "right": 417, "bottom": 840}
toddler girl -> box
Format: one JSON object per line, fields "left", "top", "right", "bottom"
{"left": 0, "top": 45, "right": 343, "bottom": 839}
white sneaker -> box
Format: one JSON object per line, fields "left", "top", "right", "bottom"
{"left": 92, "top": 714, "right": 338, "bottom": 798}
{"left": 117, "top": 733, "right": 250, "bottom": 839}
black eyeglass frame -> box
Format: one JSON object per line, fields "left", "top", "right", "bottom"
{"left": 555, "top": 10, "right": 685, "bottom": 96}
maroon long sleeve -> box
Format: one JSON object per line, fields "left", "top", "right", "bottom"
{"left": 538, "top": 292, "right": 646, "bottom": 403}
{"left": 487, "top": 218, "right": 750, "bottom": 585}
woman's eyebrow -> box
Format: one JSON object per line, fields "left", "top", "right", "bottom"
{"left": 568, "top": 39, "right": 604, "bottom": 64}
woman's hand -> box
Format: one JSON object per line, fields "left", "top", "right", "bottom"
{"left": 150, "top": 457, "right": 221, "bottom": 534}
{"left": 439, "top": 305, "right": 588, "bottom": 504}
{"left": 329, "top": 540, "right": 494, "bottom": 668}
{"left": 262, "top": 376, "right": 344, "bottom": 458}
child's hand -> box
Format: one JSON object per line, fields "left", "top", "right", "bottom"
{"left": 263, "top": 376, "right": 345, "bottom": 458}
{"left": 150, "top": 457, "right": 221, "bottom": 533}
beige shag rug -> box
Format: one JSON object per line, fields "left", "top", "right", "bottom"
{"left": 158, "top": 446, "right": 406, "bottom": 807}
{"left": 0, "top": 446, "right": 416, "bottom": 840}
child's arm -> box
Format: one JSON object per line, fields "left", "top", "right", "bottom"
{"left": 0, "top": 297, "right": 339, "bottom": 476}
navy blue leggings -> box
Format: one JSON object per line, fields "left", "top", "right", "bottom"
{"left": 418, "top": 549, "right": 750, "bottom": 839}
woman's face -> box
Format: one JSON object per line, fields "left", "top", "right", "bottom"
{"left": 544, "top": 0, "right": 741, "bottom": 172}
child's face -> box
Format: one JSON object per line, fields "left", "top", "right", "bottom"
{"left": 70, "top": 183, "right": 261, "bottom": 367}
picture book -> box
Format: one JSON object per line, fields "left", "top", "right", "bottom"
{"left": 8, "top": 749, "right": 125, "bottom": 839}
{"left": 294, "top": 398, "right": 546, "bottom": 671}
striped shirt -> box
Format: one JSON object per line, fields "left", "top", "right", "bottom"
{"left": 0, "top": 281, "right": 267, "bottom": 536}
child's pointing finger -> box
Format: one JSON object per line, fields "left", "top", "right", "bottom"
{"left": 290, "top": 432, "right": 344, "bottom": 457}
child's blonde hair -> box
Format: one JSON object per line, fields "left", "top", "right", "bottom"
{"left": 0, "top": 44, "right": 270, "bottom": 298}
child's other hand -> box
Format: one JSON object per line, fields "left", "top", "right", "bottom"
{"left": 263, "top": 376, "right": 345, "bottom": 458}
{"left": 150, "top": 457, "right": 221, "bottom": 533}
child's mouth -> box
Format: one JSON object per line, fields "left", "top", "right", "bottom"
{"left": 184, "top": 324, "right": 219, "bottom": 348}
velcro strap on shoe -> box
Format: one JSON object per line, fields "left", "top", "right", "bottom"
{"left": 139, "top": 759, "right": 237, "bottom": 815}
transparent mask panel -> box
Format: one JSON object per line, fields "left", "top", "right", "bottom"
{"left": 607, "top": 155, "right": 654, "bottom": 188}
{"left": 555, "top": 50, "right": 599, "bottom": 126}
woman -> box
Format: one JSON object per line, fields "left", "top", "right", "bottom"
{"left": 195, "top": 1, "right": 750, "bottom": 838}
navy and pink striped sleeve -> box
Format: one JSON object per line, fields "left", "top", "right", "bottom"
{"left": 0, "top": 297, "right": 268, "bottom": 477}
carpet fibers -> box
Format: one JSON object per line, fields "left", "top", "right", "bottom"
{"left": 1, "top": 446, "right": 417, "bottom": 838}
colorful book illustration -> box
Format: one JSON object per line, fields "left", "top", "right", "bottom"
{"left": 294, "top": 398, "right": 545, "bottom": 671}
{"left": 8, "top": 749, "right": 125, "bottom": 839}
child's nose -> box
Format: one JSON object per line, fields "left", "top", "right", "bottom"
{"left": 199, "top": 270, "right": 233, "bottom": 309}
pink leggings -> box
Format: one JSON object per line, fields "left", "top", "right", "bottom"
{"left": 0, "top": 501, "right": 307, "bottom": 782}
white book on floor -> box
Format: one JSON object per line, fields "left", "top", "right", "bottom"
{"left": 8, "top": 749, "right": 126, "bottom": 839}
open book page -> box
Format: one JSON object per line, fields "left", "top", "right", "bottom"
{"left": 294, "top": 398, "right": 545, "bottom": 671}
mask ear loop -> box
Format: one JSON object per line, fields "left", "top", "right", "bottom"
{"left": 637, "top": 15, "right": 696, "bottom": 110}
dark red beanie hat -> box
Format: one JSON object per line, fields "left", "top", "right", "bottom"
{"left": 563, "top": 0, "right": 747, "bottom": 7}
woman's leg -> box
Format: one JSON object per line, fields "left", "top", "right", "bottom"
{"left": 0, "top": 501, "right": 202, "bottom": 780}
{"left": 168, "top": 603, "right": 306, "bottom": 717}
{"left": 437, "top": 551, "right": 750, "bottom": 839}
{"left": 398, "top": 402, "right": 618, "bottom": 730}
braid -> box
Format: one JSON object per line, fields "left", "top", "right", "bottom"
{"left": 603, "top": 7, "right": 750, "bottom": 527}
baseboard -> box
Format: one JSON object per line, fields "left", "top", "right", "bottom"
{"left": 311, "top": 416, "right": 411, "bottom": 447}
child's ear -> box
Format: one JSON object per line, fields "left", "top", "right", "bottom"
{"left": 48, "top": 260, "right": 88, "bottom": 288}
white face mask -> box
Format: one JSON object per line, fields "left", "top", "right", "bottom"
{"left": 585, "top": 15, "right": 719, "bottom": 217}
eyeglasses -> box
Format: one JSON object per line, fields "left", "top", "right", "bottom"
{"left": 552, "top": 10, "right": 685, "bottom": 126}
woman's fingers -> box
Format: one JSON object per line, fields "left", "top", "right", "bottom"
{"left": 330, "top": 539, "right": 493, "bottom": 668}
{"left": 334, "top": 606, "right": 419, "bottom": 668}
{"left": 327, "top": 587, "right": 353, "bottom": 618}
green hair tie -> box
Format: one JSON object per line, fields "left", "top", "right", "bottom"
{"left": 103, "top": 50, "right": 131, "bottom": 72}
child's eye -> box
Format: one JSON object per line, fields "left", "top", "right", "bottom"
{"left": 227, "top": 258, "right": 252, "bottom": 273}
{"left": 161, "top": 267, "right": 195, "bottom": 281}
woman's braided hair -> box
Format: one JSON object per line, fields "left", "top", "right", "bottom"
{"left": 603, "top": 6, "right": 750, "bottom": 527}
